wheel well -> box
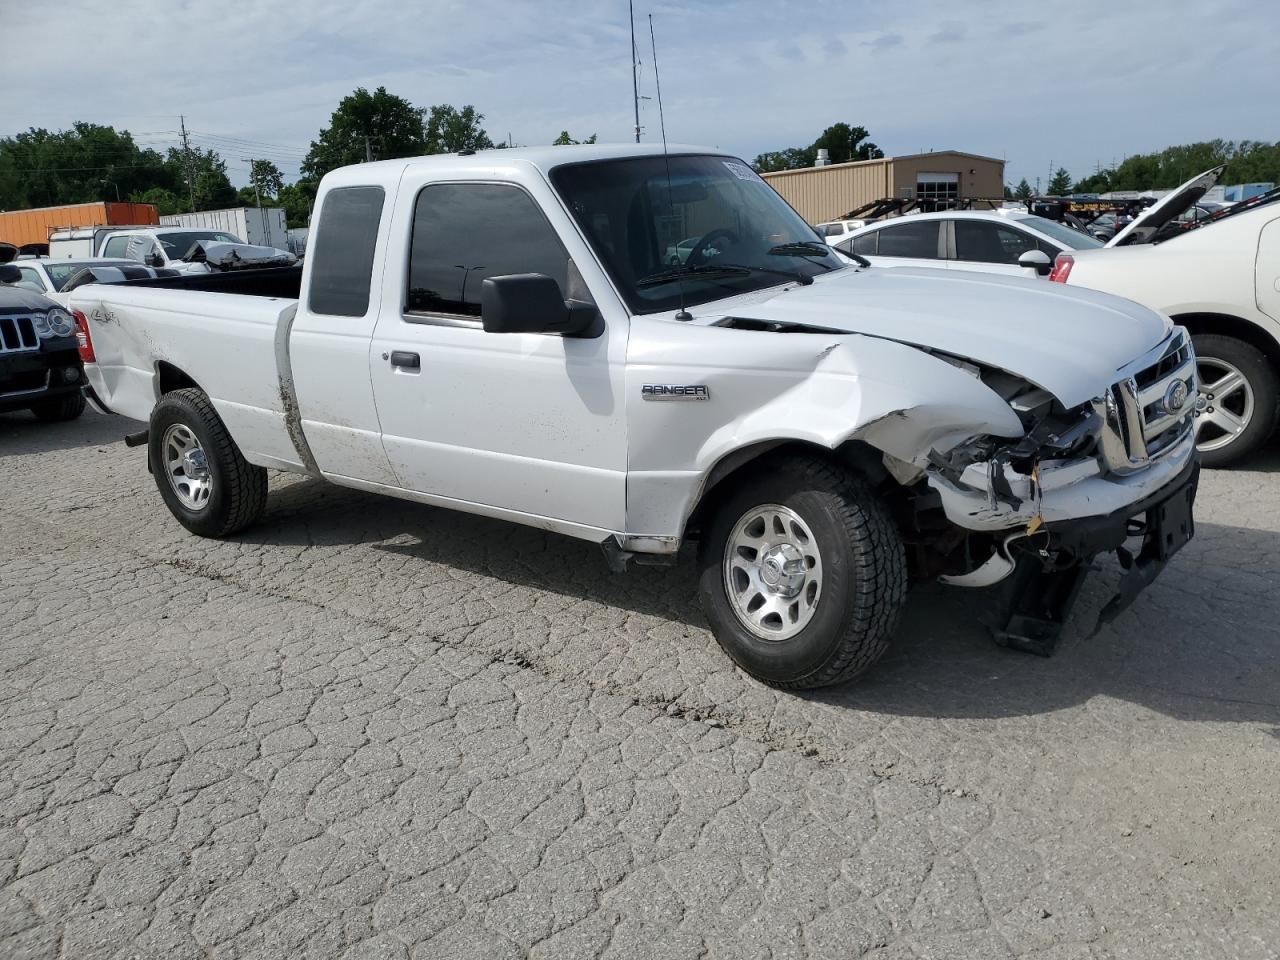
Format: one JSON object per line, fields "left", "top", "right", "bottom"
{"left": 156, "top": 361, "right": 201, "bottom": 396}
{"left": 1173, "top": 312, "right": 1280, "bottom": 373}
{"left": 682, "top": 438, "right": 892, "bottom": 539}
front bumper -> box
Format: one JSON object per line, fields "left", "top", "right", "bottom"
{"left": 0, "top": 345, "right": 85, "bottom": 413}
{"left": 994, "top": 453, "right": 1198, "bottom": 655}
{"left": 928, "top": 427, "right": 1196, "bottom": 534}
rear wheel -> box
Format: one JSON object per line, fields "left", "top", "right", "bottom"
{"left": 697, "top": 457, "right": 907, "bottom": 689}
{"left": 29, "top": 392, "right": 85, "bottom": 422}
{"left": 148, "top": 388, "right": 267, "bottom": 537}
{"left": 1191, "top": 334, "right": 1279, "bottom": 467}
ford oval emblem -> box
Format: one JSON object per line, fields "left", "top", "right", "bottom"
{"left": 1164, "top": 378, "right": 1189, "bottom": 414}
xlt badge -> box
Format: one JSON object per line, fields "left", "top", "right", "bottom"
{"left": 642, "top": 384, "right": 710, "bottom": 401}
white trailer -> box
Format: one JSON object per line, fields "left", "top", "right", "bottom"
{"left": 160, "top": 207, "right": 288, "bottom": 250}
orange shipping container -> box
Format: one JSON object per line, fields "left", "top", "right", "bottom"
{"left": 0, "top": 201, "right": 159, "bottom": 248}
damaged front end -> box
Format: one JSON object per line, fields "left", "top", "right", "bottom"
{"left": 919, "top": 329, "right": 1199, "bottom": 654}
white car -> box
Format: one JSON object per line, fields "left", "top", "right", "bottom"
{"left": 814, "top": 218, "right": 869, "bottom": 245}
{"left": 70, "top": 143, "right": 1198, "bottom": 688}
{"left": 1, "top": 257, "right": 137, "bottom": 304}
{"left": 1052, "top": 165, "right": 1280, "bottom": 466}
{"left": 831, "top": 210, "right": 1104, "bottom": 277}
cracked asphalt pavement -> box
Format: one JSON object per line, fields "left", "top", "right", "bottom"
{"left": 2, "top": 409, "right": 1278, "bottom": 959}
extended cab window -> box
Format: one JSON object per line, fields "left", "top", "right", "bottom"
{"left": 308, "top": 186, "right": 385, "bottom": 317}
{"left": 102, "top": 235, "right": 130, "bottom": 258}
{"left": 873, "top": 221, "right": 940, "bottom": 259}
{"left": 405, "top": 183, "right": 568, "bottom": 318}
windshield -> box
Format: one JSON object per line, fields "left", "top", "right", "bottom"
{"left": 1019, "top": 215, "right": 1104, "bottom": 250}
{"left": 551, "top": 154, "right": 844, "bottom": 314}
{"left": 157, "top": 231, "right": 240, "bottom": 258}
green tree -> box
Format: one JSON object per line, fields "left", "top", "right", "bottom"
{"left": 752, "top": 147, "right": 816, "bottom": 172}
{"left": 247, "top": 159, "right": 284, "bottom": 203}
{"left": 164, "top": 146, "right": 236, "bottom": 211}
{"left": 553, "top": 131, "right": 598, "bottom": 145}
{"left": 812, "top": 123, "right": 883, "bottom": 164}
{"left": 0, "top": 123, "right": 173, "bottom": 210}
{"left": 276, "top": 180, "right": 318, "bottom": 229}
{"left": 424, "top": 105, "right": 494, "bottom": 154}
{"left": 1047, "top": 167, "right": 1072, "bottom": 195}
{"left": 1067, "top": 139, "right": 1280, "bottom": 194}
{"left": 128, "top": 186, "right": 184, "bottom": 217}
{"left": 752, "top": 124, "right": 882, "bottom": 172}
{"left": 301, "top": 86, "right": 426, "bottom": 181}
{"left": 1014, "top": 178, "right": 1033, "bottom": 200}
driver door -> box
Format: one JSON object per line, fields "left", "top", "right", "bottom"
{"left": 368, "top": 174, "right": 629, "bottom": 535}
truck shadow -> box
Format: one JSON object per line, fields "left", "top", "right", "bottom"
{"left": 0, "top": 409, "right": 140, "bottom": 458}
{"left": 248, "top": 475, "right": 1280, "bottom": 729}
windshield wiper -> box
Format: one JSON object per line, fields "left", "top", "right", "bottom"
{"left": 636, "top": 262, "right": 813, "bottom": 289}
{"left": 769, "top": 240, "right": 870, "bottom": 269}
{"left": 767, "top": 240, "right": 832, "bottom": 257}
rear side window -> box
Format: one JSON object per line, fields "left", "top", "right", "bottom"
{"left": 102, "top": 235, "right": 130, "bottom": 258}
{"left": 405, "top": 183, "right": 567, "bottom": 318}
{"left": 874, "top": 221, "right": 940, "bottom": 259}
{"left": 839, "top": 233, "right": 878, "bottom": 256}
{"left": 308, "top": 186, "right": 385, "bottom": 317}
{"left": 954, "top": 220, "right": 1039, "bottom": 264}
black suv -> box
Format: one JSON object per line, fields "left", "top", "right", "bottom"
{"left": 0, "top": 268, "right": 86, "bottom": 421}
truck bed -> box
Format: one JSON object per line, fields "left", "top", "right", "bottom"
{"left": 118, "top": 265, "right": 303, "bottom": 299}
{"left": 71, "top": 270, "right": 306, "bottom": 473}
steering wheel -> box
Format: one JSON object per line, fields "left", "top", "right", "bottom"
{"left": 685, "top": 228, "right": 739, "bottom": 267}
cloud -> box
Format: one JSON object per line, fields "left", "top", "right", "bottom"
{"left": 1000, "top": 20, "right": 1044, "bottom": 37}
{"left": 864, "top": 33, "right": 904, "bottom": 51}
{"left": 2, "top": 0, "right": 1276, "bottom": 193}
{"left": 775, "top": 40, "right": 805, "bottom": 63}
{"left": 927, "top": 21, "right": 968, "bottom": 44}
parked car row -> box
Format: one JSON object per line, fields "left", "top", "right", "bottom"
{"left": 824, "top": 164, "right": 1280, "bottom": 466}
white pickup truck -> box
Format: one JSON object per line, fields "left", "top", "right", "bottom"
{"left": 69, "top": 143, "right": 1199, "bottom": 688}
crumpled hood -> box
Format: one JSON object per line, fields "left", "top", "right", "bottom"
{"left": 698, "top": 266, "right": 1170, "bottom": 407}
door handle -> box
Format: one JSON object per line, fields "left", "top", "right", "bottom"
{"left": 389, "top": 351, "right": 420, "bottom": 370}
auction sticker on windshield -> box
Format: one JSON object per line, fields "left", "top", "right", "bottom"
{"left": 722, "top": 160, "right": 761, "bottom": 182}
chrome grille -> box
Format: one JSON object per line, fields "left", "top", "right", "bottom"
{"left": 1092, "top": 329, "right": 1196, "bottom": 475}
{"left": 0, "top": 316, "right": 39, "bottom": 354}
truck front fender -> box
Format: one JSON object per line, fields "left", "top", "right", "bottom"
{"left": 623, "top": 330, "right": 1024, "bottom": 547}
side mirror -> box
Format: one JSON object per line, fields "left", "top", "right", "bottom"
{"left": 146, "top": 251, "right": 165, "bottom": 268}
{"left": 481, "top": 273, "right": 602, "bottom": 338}
{"left": 0, "top": 264, "right": 21, "bottom": 284}
{"left": 1018, "top": 249, "right": 1053, "bottom": 276}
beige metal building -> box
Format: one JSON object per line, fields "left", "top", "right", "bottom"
{"left": 761, "top": 151, "right": 1006, "bottom": 224}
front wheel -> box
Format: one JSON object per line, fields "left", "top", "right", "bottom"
{"left": 1191, "top": 334, "right": 1279, "bottom": 468}
{"left": 697, "top": 457, "right": 907, "bottom": 689}
{"left": 148, "top": 388, "right": 268, "bottom": 537}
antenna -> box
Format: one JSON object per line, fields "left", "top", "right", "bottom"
{"left": 650, "top": 14, "right": 690, "bottom": 321}
{"left": 630, "top": 1, "right": 641, "bottom": 143}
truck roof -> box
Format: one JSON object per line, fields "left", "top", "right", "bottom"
{"left": 322, "top": 142, "right": 730, "bottom": 187}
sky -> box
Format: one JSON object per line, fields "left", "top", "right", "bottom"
{"left": 6, "top": 0, "right": 1277, "bottom": 191}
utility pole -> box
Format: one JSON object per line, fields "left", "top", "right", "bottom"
{"left": 179, "top": 115, "right": 196, "bottom": 212}
{"left": 242, "top": 158, "right": 262, "bottom": 208}
{"left": 629, "top": 0, "right": 640, "bottom": 142}
{"left": 364, "top": 134, "right": 373, "bottom": 163}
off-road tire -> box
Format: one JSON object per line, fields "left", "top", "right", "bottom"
{"left": 1191, "top": 333, "right": 1279, "bottom": 468}
{"left": 148, "top": 388, "right": 268, "bottom": 537}
{"left": 697, "top": 456, "right": 907, "bottom": 689}
{"left": 29, "top": 391, "right": 86, "bottom": 422}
